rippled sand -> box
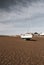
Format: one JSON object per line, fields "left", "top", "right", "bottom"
{"left": 0, "top": 36, "right": 44, "bottom": 65}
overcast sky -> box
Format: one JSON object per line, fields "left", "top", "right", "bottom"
{"left": 0, "top": 0, "right": 44, "bottom": 35}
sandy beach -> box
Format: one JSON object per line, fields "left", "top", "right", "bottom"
{"left": 0, "top": 36, "right": 44, "bottom": 65}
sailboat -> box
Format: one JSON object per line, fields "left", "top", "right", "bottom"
{"left": 20, "top": 20, "right": 33, "bottom": 40}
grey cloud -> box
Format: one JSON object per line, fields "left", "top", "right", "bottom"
{"left": 31, "top": 13, "right": 44, "bottom": 20}
{"left": 0, "top": 0, "right": 43, "bottom": 10}
{"left": 0, "top": 0, "right": 28, "bottom": 9}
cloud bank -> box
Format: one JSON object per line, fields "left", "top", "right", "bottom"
{"left": 0, "top": 0, "right": 44, "bottom": 35}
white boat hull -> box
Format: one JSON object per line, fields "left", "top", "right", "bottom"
{"left": 20, "top": 34, "right": 32, "bottom": 40}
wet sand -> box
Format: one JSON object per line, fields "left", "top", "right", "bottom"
{"left": 0, "top": 36, "right": 44, "bottom": 65}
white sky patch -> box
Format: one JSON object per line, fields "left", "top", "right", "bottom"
{"left": 0, "top": 23, "right": 14, "bottom": 31}
{"left": 0, "top": 1, "right": 44, "bottom": 35}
